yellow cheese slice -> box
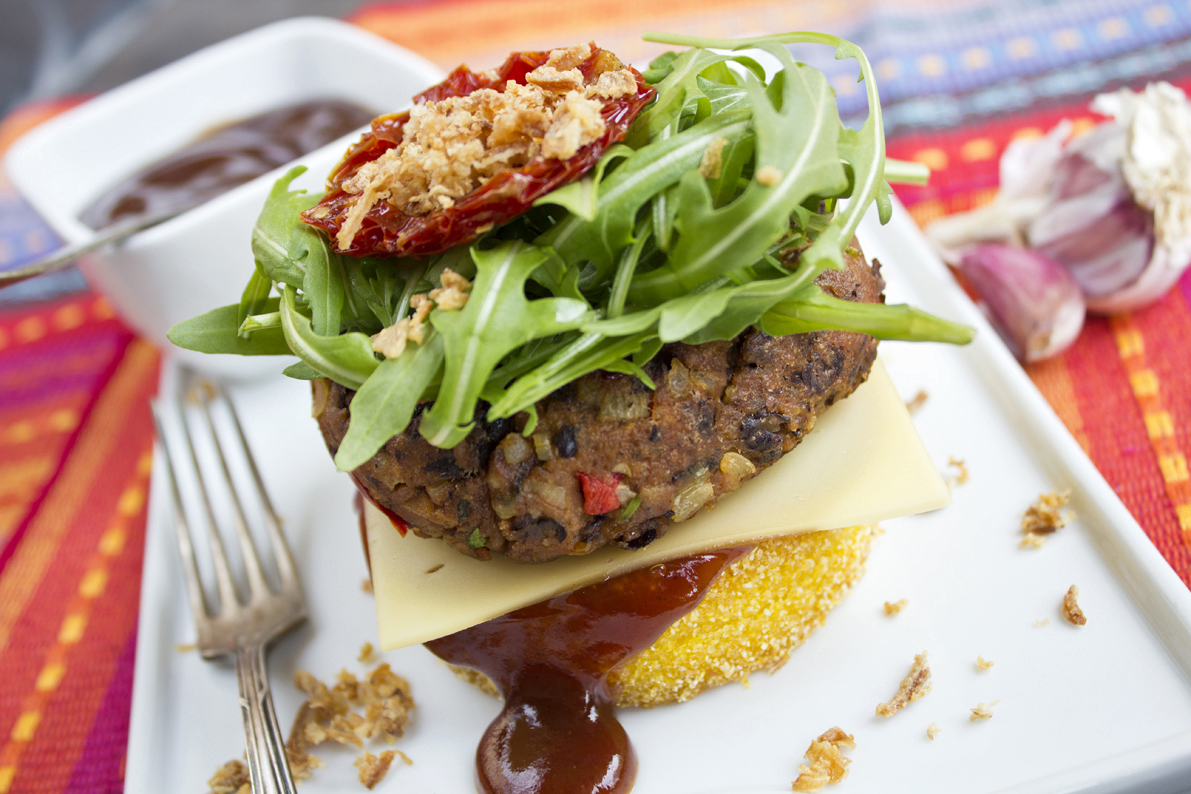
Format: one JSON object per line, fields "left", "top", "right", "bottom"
{"left": 367, "top": 358, "right": 948, "bottom": 650}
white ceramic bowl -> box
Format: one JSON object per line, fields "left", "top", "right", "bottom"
{"left": 3, "top": 17, "right": 443, "bottom": 378}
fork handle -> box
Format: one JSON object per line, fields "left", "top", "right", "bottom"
{"left": 235, "top": 644, "right": 298, "bottom": 794}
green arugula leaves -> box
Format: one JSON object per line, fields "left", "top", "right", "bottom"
{"left": 169, "top": 31, "right": 974, "bottom": 470}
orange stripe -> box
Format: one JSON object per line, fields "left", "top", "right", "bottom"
{"left": 0, "top": 450, "right": 150, "bottom": 794}
{"left": 0, "top": 297, "right": 114, "bottom": 354}
{"left": 349, "top": 0, "right": 864, "bottom": 67}
{"left": 0, "top": 399, "right": 85, "bottom": 450}
{"left": 0, "top": 340, "right": 157, "bottom": 654}
{"left": 1027, "top": 355, "right": 1091, "bottom": 454}
{"left": 1110, "top": 315, "right": 1191, "bottom": 544}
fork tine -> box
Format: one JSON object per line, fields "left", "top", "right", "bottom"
{"left": 194, "top": 380, "right": 272, "bottom": 600}
{"left": 219, "top": 381, "right": 301, "bottom": 592}
{"left": 151, "top": 403, "right": 211, "bottom": 627}
{"left": 178, "top": 375, "right": 242, "bottom": 613}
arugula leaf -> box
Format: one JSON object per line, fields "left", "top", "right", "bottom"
{"left": 295, "top": 223, "right": 345, "bottom": 336}
{"left": 418, "top": 242, "right": 593, "bottom": 448}
{"left": 252, "top": 166, "right": 316, "bottom": 286}
{"left": 283, "top": 361, "right": 325, "bottom": 380}
{"left": 542, "top": 111, "right": 752, "bottom": 280}
{"left": 629, "top": 48, "right": 736, "bottom": 146}
{"left": 629, "top": 50, "right": 848, "bottom": 302}
{"left": 534, "top": 144, "right": 632, "bottom": 221}
{"left": 762, "top": 285, "right": 974, "bottom": 343}
{"left": 488, "top": 331, "right": 656, "bottom": 420}
{"left": 237, "top": 265, "right": 273, "bottom": 333}
{"left": 168, "top": 299, "right": 292, "bottom": 356}
{"left": 279, "top": 286, "right": 377, "bottom": 390}
{"left": 334, "top": 331, "right": 445, "bottom": 470}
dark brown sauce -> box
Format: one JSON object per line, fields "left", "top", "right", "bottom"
{"left": 80, "top": 99, "right": 374, "bottom": 229}
{"left": 426, "top": 547, "right": 750, "bottom": 794}
{"left": 351, "top": 472, "right": 408, "bottom": 537}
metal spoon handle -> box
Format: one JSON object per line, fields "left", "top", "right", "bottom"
{"left": 0, "top": 210, "right": 178, "bottom": 287}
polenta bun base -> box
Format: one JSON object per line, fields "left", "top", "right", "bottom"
{"left": 448, "top": 525, "right": 875, "bottom": 707}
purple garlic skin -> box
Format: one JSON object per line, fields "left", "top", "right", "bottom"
{"left": 1028, "top": 129, "right": 1156, "bottom": 303}
{"left": 959, "top": 243, "right": 1086, "bottom": 362}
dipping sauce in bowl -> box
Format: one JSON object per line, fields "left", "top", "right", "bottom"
{"left": 79, "top": 98, "right": 374, "bottom": 229}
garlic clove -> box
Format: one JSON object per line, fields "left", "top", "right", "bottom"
{"left": 958, "top": 243, "right": 1085, "bottom": 362}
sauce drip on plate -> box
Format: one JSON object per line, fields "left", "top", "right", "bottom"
{"left": 80, "top": 99, "right": 374, "bottom": 229}
{"left": 426, "top": 547, "right": 750, "bottom": 794}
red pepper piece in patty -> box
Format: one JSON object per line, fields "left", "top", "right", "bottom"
{"left": 576, "top": 471, "right": 625, "bottom": 516}
{"left": 300, "top": 45, "right": 655, "bottom": 259}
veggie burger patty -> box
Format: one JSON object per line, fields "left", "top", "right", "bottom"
{"left": 314, "top": 244, "right": 883, "bottom": 563}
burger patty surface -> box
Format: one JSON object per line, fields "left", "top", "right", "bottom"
{"left": 315, "top": 244, "right": 884, "bottom": 563}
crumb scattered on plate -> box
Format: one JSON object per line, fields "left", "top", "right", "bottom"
{"left": 926, "top": 723, "right": 941, "bottom": 740}
{"left": 1035, "top": 618, "right": 1051, "bottom": 627}
{"left": 362, "top": 578, "right": 374, "bottom": 594}
{"left": 1062, "top": 585, "right": 1087, "bottom": 626}
{"left": 1021, "top": 490, "right": 1074, "bottom": 539}
{"left": 354, "top": 749, "right": 411, "bottom": 790}
{"left": 359, "top": 641, "right": 379, "bottom": 664}
{"left": 876, "top": 652, "right": 932, "bottom": 717}
{"left": 905, "top": 389, "right": 929, "bottom": 415}
{"left": 791, "top": 727, "right": 855, "bottom": 791}
{"left": 175, "top": 642, "right": 197, "bottom": 653}
{"left": 1021, "top": 532, "right": 1047, "bottom": 549}
{"left": 285, "top": 662, "right": 415, "bottom": 785}
{"left": 970, "top": 700, "right": 999, "bottom": 721}
{"left": 207, "top": 759, "right": 250, "bottom": 794}
{"left": 947, "top": 457, "right": 969, "bottom": 487}
{"left": 884, "top": 599, "right": 908, "bottom": 616}
{"left": 976, "top": 656, "right": 994, "bottom": 671}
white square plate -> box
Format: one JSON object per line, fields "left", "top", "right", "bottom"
{"left": 125, "top": 201, "right": 1191, "bottom": 794}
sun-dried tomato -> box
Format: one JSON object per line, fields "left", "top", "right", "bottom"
{"left": 576, "top": 471, "right": 625, "bottom": 516}
{"left": 300, "top": 45, "right": 655, "bottom": 259}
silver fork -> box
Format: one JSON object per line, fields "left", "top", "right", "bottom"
{"left": 152, "top": 371, "right": 306, "bottom": 794}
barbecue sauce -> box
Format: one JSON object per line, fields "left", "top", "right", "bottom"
{"left": 80, "top": 99, "right": 374, "bottom": 229}
{"left": 426, "top": 546, "right": 750, "bottom": 794}
{"left": 350, "top": 472, "right": 408, "bottom": 537}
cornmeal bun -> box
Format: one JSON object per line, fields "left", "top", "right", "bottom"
{"left": 449, "top": 525, "right": 875, "bottom": 706}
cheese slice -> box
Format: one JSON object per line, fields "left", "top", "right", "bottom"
{"left": 367, "top": 358, "right": 948, "bottom": 650}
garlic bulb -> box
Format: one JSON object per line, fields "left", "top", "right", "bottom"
{"left": 927, "top": 82, "right": 1191, "bottom": 316}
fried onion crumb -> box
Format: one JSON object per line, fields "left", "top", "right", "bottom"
{"left": 207, "top": 759, "right": 250, "bottom": 794}
{"left": 428, "top": 268, "right": 472, "bottom": 310}
{"left": 1020, "top": 532, "right": 1047, "bottom": 549}
{"left": 284, "top": 663, "right": 416, "bottom": 786}
{"left": 876, "top": 652, "right": 932, "bottom": 717}
{"left": 883, "top": 599, "right": 908, "bottom": 616}
{"left": 757, "top": 165, "right": 782, "bottom": 186}
{"left": 362, "top": 578, "right": 374, "bottom": 594}
{"left": 905, "top": 389, "right": 929, "bottom": 415}
{"left": 699, "top": 136, "right": 727, "bottom": 179}
{"left": 791, "top": 727, "right": 855, "bottom": 791}
{"left": 354, "top": 749, "right": 410, "bottom": 790}
{"left": 926, "top": 723, "right": 941, "bottom": 740}
{"left": 970, "top": 700, "right": 999, "bottom": 721}
{"left": 1022, "top": 490, "right": 1074, "bottom": 536}
{"left": 1062, "top": 585, "right": 1087, "bottom": 625}
{"left": 1035, "top": 618, "right": 1051, "bottom": 627}
{"left": 359, "top": 642, "right": 379, "bottom": 664}
{"left": 976, "top": 656, "right": 994, "bottom": 671}
{"left": 947, "top": 457, "right": 969, "bottom": 486}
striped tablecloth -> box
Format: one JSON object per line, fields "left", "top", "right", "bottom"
{"left": 1, "top": 1, "right": 1189, "bottom": 791}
